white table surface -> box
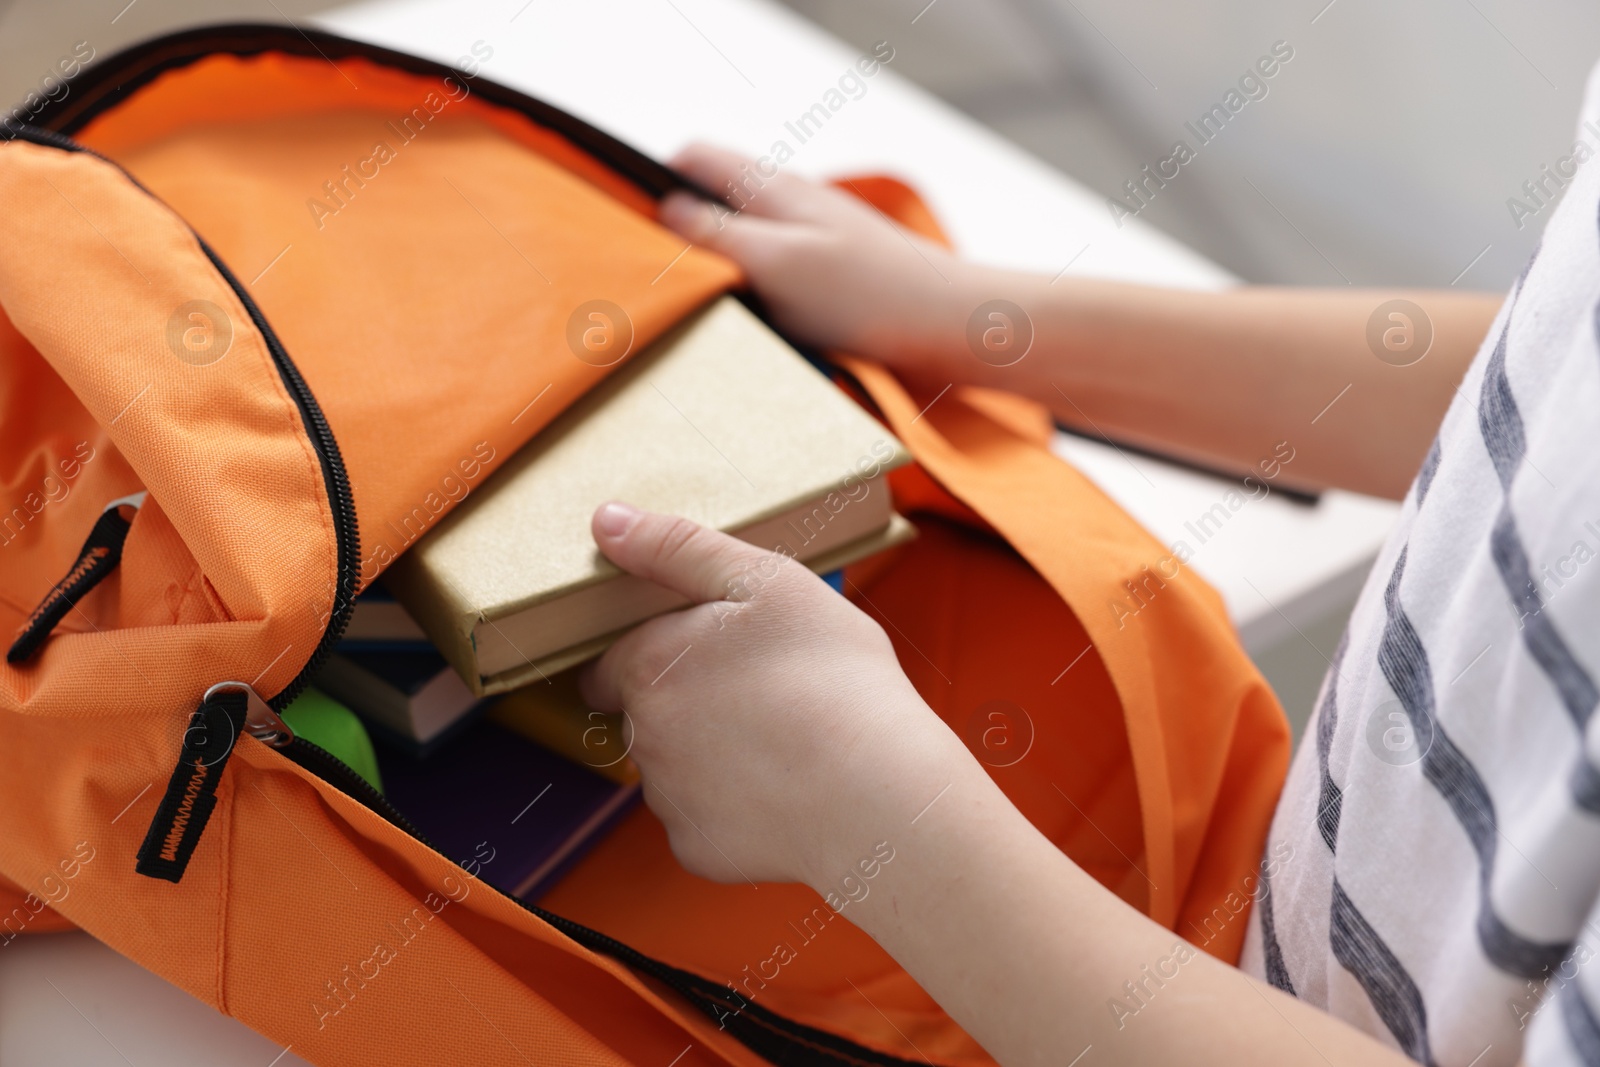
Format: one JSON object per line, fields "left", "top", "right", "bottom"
{"left": 1, "top": 0, "right": 1398, "bottom": 1060}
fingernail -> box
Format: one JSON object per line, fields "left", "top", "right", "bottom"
{"left": 595, "top": 501, "right": 640, "bottom": 538}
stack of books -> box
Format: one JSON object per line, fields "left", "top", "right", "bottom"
{"left": 311, "top": 296, "right": 912, "bottom": 901}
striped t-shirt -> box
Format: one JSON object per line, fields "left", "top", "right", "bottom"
{"left": 1238, "top": 65, "right": 1600, "bottom": 1067}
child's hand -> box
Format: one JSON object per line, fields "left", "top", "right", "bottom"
{"left": 577, "top": 516, "right": 1402, "bottom": 1067}
{"left": 578, "top": 501, "right": 973, "bottom": 891}
{"left": 659, "top": 144, "right": 985, "bottom": 389}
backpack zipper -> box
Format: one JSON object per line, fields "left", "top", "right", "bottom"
{"left": 206, "top": 681, "right": 294, "bottom": 747}
{"left": 198, "top": 244, "right": 362, "bottom": 712}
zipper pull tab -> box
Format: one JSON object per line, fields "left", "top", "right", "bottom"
{"left": 7, "top": 492, "right": 146, "bottom": 663}
{"left": 135, "top": 684, "right": 248, "bottom": 883}
{"left": 134, "top": 682, "right": 293, "bottom": 883}
{"left": 205, "top": 681, "right": 295, "bottom": 748}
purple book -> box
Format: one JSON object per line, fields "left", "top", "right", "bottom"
{"left": 376, "top": 720, "right": 639, "bottom": 901}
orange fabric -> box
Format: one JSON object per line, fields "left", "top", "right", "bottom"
{"left": 0, "top": 38, "right": 1289, "bottom": 1067}
{"left": 0, "top": 870, "right": 76, "bottom": 939}
{"left": 832, "top": 175, "right": 949, "bottom": 247}
{"left": 0, "top": 56, "right": 755, "bottom": 1067}
{"left": 0, "top": 138, "right": 333, "bottom": 711}
{"left": 75, "top": 52, "right": 657, "bottom": 216}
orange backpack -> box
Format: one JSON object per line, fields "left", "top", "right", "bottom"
{"left": 0, "top": 26, "right": 1291, "bottom": 1067}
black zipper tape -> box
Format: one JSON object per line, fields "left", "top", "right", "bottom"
{"left": 134, "top": 689, "right": 247, "bottom": 882}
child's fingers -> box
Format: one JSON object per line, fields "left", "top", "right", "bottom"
{"left": 667, "top": 142, "right": 834, "bottom": 222}
{"left": 658, "top": 191, "right": 799, "bottom": 274}
{"left": 667, "top": 143, "right": 754, "bottom": 199}
{"left": 590, "top": 502, "right": 778, "bottom": 606}
{"left": 576, "top": 621, "right": 645, "bottom": 714}
{"left": 582, "top": 503, "right": 815, "bottom": 716}
{"left": 578, "top": 604, "right": 693, "bottom": 714}
{"left": 576, "top": 645, "right": 622, "bottom": 714}
{"left": 658, "top": 189, "right": 741, "bottom": 243}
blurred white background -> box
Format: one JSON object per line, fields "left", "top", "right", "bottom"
{"left": 782, "top": 0, "right": 1600, "bottom": 291}
{"left": 7, "top": 0, "right": 1594, "bottom": 289}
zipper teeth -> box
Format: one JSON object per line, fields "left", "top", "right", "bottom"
{"left": 287, "top": 737, "right": 921, "bottom": 1066}
{"left": 195, "top": 247, "right": 361, "bottom": 712}
{"left": 4, "top": 124, "right": 78, "bottom": 151}
{"left": 282, "top": 734, "right": 878, "bottom": 1059}
{"left": 286, "top": 737, "right": 676, "bottom": 969}
{"left": 285, "top": 737, "right": 426, "bottom": 837}
{"left": 26, "top": 24, "right": 685, "bottom": 201}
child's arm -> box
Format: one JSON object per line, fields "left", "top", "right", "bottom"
{"left": 581, "top": 503, "right": 1414, "bottom": 1067}
{"left": 661, "top": 145, "right": 1504, "bottom": 501}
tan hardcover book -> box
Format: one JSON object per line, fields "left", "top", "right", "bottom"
{"left": 385, "top": 296, "right": 914, "bottom": 699}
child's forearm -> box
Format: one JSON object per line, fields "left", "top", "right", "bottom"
{"left": 661, "top": 146, "right": 1501, "bottom": 499}
{"left": 905, "top": 268, "right": 1502, "bottom": 500}
{"left": 811, "top": 747, "right": 1412, "bottom": 1067}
